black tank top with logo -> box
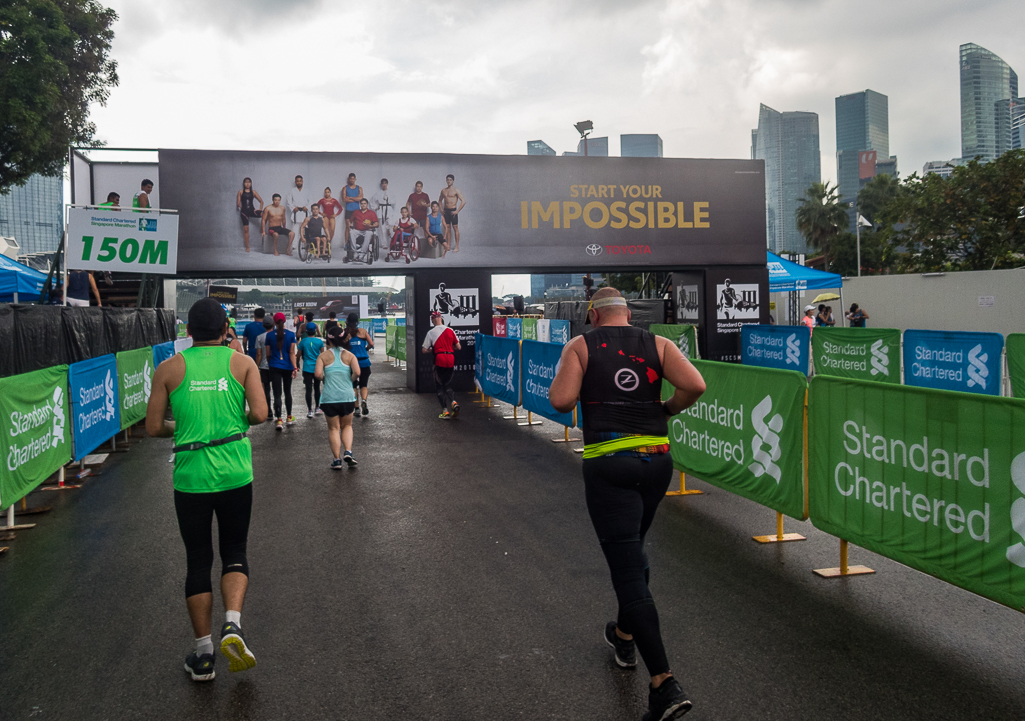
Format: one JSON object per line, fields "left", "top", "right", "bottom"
{"left": 306, "top": 216, "right": 325, "bottom": 237}
{"left": 241, "top": 189, "right": 256, "bottom": 214}
{"left": 580, "top": 326, "right": 666, "bottom": 446}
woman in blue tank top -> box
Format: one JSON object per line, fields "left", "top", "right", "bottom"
{"left": 315, "top": 326, "right": 362, "bottom": 468}
{"left": 342, "top": 312, "right": 375, "bottom": 417}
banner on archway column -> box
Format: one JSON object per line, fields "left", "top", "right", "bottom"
{"left": 1010, "top": 334, "right": 1025, "bottom": 399}
{"left": 809, "top": 375, "right": 1025, "bottom": 611}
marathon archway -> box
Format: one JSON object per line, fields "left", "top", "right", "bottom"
{"left": 72, "top": 148, "right": 770, "bottom": 392}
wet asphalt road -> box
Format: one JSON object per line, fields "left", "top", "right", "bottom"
{"left": 2, "top": 360, "right": 1025, "bottom": 721}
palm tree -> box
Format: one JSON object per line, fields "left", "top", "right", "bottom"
{"left": 796, "top": 182, "right": 849, "bottom": 271}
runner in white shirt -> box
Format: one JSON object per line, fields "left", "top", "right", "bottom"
{"left": 286, "top": 175, "right": 311, "bottom": 250}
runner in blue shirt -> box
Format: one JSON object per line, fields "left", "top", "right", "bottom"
{"left": 266, "top": 312, "right": 298, "bottom": 430}
{"left": 297, "top": 323, "right": 326, "bottom": 418}
{"left": 241, "top": 308, "right": 267, "bottom": 361}
{"left": 342, "top": 312, "right": 374, "bottom": 417}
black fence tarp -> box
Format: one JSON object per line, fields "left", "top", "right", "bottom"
{"left": 545, "top": 299, "right": 669, "bottom": 338}
{"left": 0, "top": 306, "right": 175, "bottom": 378}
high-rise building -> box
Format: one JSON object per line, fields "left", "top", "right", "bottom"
{"left": 620, "top": 134, "right": 663, "bottom": 158}
{"left": 835, "top": 89, "right": 897, "bottom": 229}
{"left": 751, "top": 104, "right": 820, "bottom": 255}
{"left": 527, "top": 140, "right": 556, "bottom": 156}
{"left": 960, "top": 43, "right": 1019, "bottom": 162}
{"left": 0, "top": 173, "right": 64, "bottom": 255}
{"left": 576, "top": 136, "right": 608, "bottom": 157}
{"left": 922, "top": 159, "right": 964, "bottom": 178}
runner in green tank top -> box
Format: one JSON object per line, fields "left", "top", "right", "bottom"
{"left": 146, "top": 298, "right": 268, "bottom": 682}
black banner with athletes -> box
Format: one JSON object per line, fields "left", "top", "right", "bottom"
{"left": 159, "top": 149, "right": 766, "bottom": 275}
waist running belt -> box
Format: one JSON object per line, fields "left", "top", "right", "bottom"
{"left": 173, "top": 432, "right": 247, "bottom": 454}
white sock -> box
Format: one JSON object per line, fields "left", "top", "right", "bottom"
{"left": 226, "top": 610, "right": 241, "bottom": 627}
{"left": 195, "top": 635, "right": 213, "bottom": 656}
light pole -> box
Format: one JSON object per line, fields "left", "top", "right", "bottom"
{"left": 574, "top": 120, "right": 593, "bottom": 157}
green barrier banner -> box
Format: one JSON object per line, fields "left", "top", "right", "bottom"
{"left": 386, "top": 325, "right": 397, "bottom": 356}
{"left": 809, "top": 375, "right": 1025, "bottom": 611}
{"left": 0, "top": 366, "right": 71, "bottom": 507}
{"left": 116, "top": 347, "right": 153, "bottom": 430}
{"left": 669, "top": 360, "right": 807, "bottom": 519}
{"left": 1008, "top": 334, "right": 1025, "bottom": 399}
{"left": 812, "top": 327, "right": 901, "bottom": 383}
{"left": 650, "top": 324, "right": 698, "bottom": 401}
{"left": 522, "top": 318, "right": 538, "bottom": 341}
{"left": 395, "top": 330, "right": 407, "bottom": 362}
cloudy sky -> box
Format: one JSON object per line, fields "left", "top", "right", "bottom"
{"left": 92, "top": 0, "right": 1021, "bottom": 179}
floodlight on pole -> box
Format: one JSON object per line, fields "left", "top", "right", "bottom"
{"left": 574, "top": 120, "right": 593, "bottom": 157}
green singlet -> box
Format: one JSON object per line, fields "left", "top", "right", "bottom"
{"left": 169, "top": 345, "right": 252, "bottom": 493}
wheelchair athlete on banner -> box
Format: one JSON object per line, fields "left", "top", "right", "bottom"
{"left": 298, "top": 203, "right": 331, "bottom": 263}
{"left": 344, "top": 198, "right": 380, "bottom": 265}
{"left": 384, "top": 205, "right": 419, "bottom": 264}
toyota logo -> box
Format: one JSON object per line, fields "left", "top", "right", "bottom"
{"left": 614, "top": 368, "right": 639, "bottom": 392}
{"left": 586, "top": 244, "right": 604, "bottom": 256}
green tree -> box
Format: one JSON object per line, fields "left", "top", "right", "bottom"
{"left": 795, "top": 181, "right": 849, "bottom": 271}
{"left": 601, "top": 273, "right": 643, "bottom": 295}
{"left": 0, "top": 0, "right": 118, "bottom": 192}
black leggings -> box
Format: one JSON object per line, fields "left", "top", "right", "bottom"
{"left": 173, "top": 483, "right": 253, "bottom": 599}
{"left": 582, "top": 453, "right": 674, "bottom": 676}
{"left": 434, "top": 366, "right": 454, "bottom": 409}
{"left": 260, "top": 368, "right": 272, "bottom": 413}
{"left": 303, "top": 370, "right": 321, "bottom": 410}
{"left": 270, "top": 367, "right": 293, "bottom": 418}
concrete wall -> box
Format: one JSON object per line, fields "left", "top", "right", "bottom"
{"left": 770, "top": 269, "right": 1025, "bottom": 337}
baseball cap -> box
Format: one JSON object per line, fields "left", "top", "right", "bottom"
{"left": 804, "top": 305, "right": 815, "bottom": 312}
{"left": 430, "top": 310, "right": 443, "bottom": 319}
{"left": 274, "top": 312, "right": 286, "bottom": 322}
{"left": 346, "top": 312, "right": 360, "bottom": 324}
{"left": 306, "top": 322, "right": 317, "bottom": 333}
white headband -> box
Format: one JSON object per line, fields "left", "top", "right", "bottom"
{"left": 590, "top": 297, "right": 628, "bottom": 309}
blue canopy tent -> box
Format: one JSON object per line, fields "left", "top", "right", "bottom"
{"left": 0, "top": 253, "right": 48, "bottom": 303}
{"left": 766, "top": 251, "right": 842, "bottom": 292}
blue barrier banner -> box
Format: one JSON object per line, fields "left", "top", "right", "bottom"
{"left": 742, "top": 324, "right": 809, "bottom": 374}
{"left": 903, "top": 330, "right": 1004, "bottom": 396}
{"left": 506, "top": 318, "right": 523, "bottom": 340}
{"left": 358, "top": 319, "right": 372, "bottom": 331}
{"left": 396, "top": 318, "right": 406, "bottom": 326}
{"left": 478, "top": 334, "right": 520, "bottom": 406}
{"left": 521, "top": 340, "right": 573, "bottom": 426}
{"left": 372, "top": 318, "right": 388, "bottom": 334}
{"left": 549, "top": 319, "right": 570, "bottom": 345}
{"left": 474, "top": 333, "right": 484, "bottom": 389}
{"left": 68, "top": 354, "right": 120, "bottom": 461}
{"left": 153, "top": 341, "right": 175, "bottom": 369}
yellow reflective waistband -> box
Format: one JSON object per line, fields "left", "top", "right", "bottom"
{"left": 582, "top": 435, "right": 670, "bottom": 459}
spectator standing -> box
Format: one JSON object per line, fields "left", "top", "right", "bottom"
{"left": 846, "top": 304, "right": 869, "bottom": 328}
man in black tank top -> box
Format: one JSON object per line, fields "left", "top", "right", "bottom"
{"left": 300, "top": 203, "right": 329, "bottom": 258}
{"left": 551, "top": 287, "right": 706, "bottom": 720}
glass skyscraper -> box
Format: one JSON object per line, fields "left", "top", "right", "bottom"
{"left": 527, "top": 140, "right": 556, "bottom": 156}
{"left": 960, "top": 43, "right": 1018, "bottom": 162}
{"left": 0, "top": 173, "right": 64, "bottom": 255}
{"left": 620, "top": 134, "right": 663, "bottom": 158}
{"left": 751, "top": 104, "right": 820, "bottom": 255}
{"left": 835, "top": 89, "right": 895, "bottom": 229}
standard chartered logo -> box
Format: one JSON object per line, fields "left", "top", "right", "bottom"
{"left": 967, "top": 344, "right": 988, "bottom": 389}
{"left": 104, "top": 370, "right": 116, "bottom": 421}
{"left": 51, "top": 386, "right": 66, "bottom": 447}
{"left": 1005, "top": 452, "right": 1025, "bottom": 567}
{"left": 142, "top": 360, "right": 152, "bottom": 399}
{"left": 505, "top": 351, "right": 515, "bottom": 392}
{"left": 677, "top": 334, "right": 690, "bottom": 358}
{"left": 218, "top": 377, "right": 229, "bottom": 392}
{"left": 870, "top": 339, "right": 889, "bottom": 376}
{"left": 785, "top": 333, "right": 800, "bottom": 366}
{"left": 748, "top": 395, "right": 783, "bottom": 483}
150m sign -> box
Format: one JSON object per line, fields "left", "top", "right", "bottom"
{"left": 67, "top": 208, "right": 179, "bottom": 274}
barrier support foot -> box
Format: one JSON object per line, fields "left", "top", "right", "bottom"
{"left": 14, "top": 496, "right": 51, "bottom": 516}
{"left": 518, "top": 411, "right": 542, "bottom": 426}
{"left": 814, "top": 539, "right": 874, "bottom": 578}
{"left": 753, "top": 512, "right": 805, "bottom": 543}
{"left": 666, "top": 471, "right": 703, "bottom": 497}
{"left": 1, "top": 505, "right": 36, "bottom": 531}
{"left": 502, "top": 406, "right": 519, "bottom": 420}
{"left": 40, "top": 467, "right": 81, "bottom": 492}
{"left": 551, "top": 426, "right": 581, "bottom": 443}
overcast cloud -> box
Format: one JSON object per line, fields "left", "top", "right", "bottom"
{"left": 91, "top": 0, "right": 1022, "bottom": 183}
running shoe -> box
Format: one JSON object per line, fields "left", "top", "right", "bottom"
{"left": 330, "top": 458, "right": 344, "bottom": 470}
{"left": 275, "top": 419, "right": 283, "bottom": 431}
{"left": 361, "top": 401, "right": 369, "bottom": 415}
{"left": 219, "top": 622, "right": 257, "bottom": 673}
{"left": 353, "top": 406, "right": 361, "bottom": 417}
{"left": 286, "top": 415, "right": 296, "bottom": 426}
{"left": 642, "top": 677, "right": 692, "bottom": 721}
{"left": 449, "top": 402, "right": 460, "bottom": 419}
{"left": 184, "top": 651, "right": 216, "bottom": 682}
{"left": 439, "top": 411, "right": 452, "bottom": 419}
{"left": 307, "top": 410, "right": 314, "bottom": 419}
{"left": 314, "top": 407, "right": 324, "bottom": 416}
{"left": 343, "top": 451, "right": 358, "bottom": 467}
{"left": 604, "top": 621, "right": 637, "bottom": 668}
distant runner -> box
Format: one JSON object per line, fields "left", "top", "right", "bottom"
{"left": 265, "top": 312, "right": 298, "bottom": 430}
{"left": 297, "top": 322, "right": 326, "bottom": 418}
{"left": 421, "top": 310, "right": 460, "bottom": 419}
{"left": 241, "top": 308, "right": 266, "bottom": 361}
{"left": 145, "top": 298, "right": 268, "bottom": 682}
{"left": 253, "top": 318, "right": 274, "bottom": 420}
{"left": 315, "top": 326, "right": 361, "bottom": 468}
{"left": 341, "top": 313, "right": 374, "bottom": 416}
{"left": 550, "top": 288, "right": 706, "bottom": 721}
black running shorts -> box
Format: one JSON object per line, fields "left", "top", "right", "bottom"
{"left": 321, "top": 402, "right": 355, "bottom": 418}
{"left": 443, "top": 208, "right": 458, "bottom": 226}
